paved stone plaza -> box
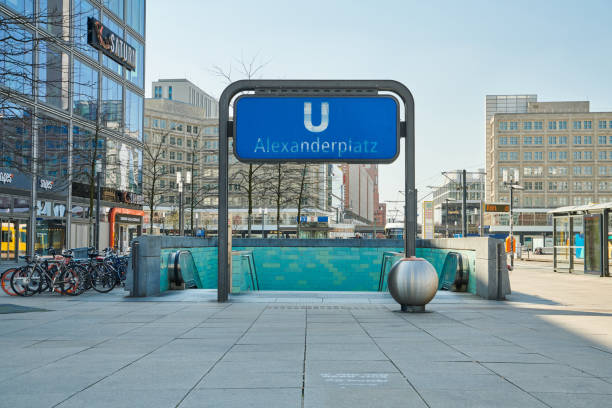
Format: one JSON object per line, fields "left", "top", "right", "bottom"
{"left": 1, "top": 260, "right": 611, "bottom": 408}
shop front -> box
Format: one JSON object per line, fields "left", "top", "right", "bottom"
{"left": 110, "top": 208, "right": 144, "bottom": 253}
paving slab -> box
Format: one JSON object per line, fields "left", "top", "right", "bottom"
{"left": 0, "top": 259, "right": 611, "bottom": 407}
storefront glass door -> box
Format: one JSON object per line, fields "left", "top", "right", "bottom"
{"left": 554, "top": 216, "right": 570, "bottom": 272}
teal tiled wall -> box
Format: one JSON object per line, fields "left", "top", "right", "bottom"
{"left": 159, "top": 246, "right": 476, "bottom": 294}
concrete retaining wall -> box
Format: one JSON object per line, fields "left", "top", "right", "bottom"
{"left": 127, "top": 236, "right": 509, "bottom": 300}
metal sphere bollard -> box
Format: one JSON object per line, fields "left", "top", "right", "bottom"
{"left": 388, "top": 257, "right": 438, "bottom": 312}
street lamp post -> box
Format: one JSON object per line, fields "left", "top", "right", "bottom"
{"left": 177, "top": 172, "right": 184, "bottom": 236}
{"left": 260, "top": 208, "right": 267, "bottom": 238}
{"left": 503, "top": 169, "right": 524, "bottom": 268}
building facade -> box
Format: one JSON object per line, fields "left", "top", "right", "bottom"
{"left": 341, "top": 164, "right": 378, "bottom": 225}
{"left": 0, "top": 0, "right": 146, "bottom": 258}
{"left": 151, "top": 78, "right": 218, "bottom": 118}
{"left": 486, "top": 97, "right": 612, "bottom": 246}
{"left": 432, "top": 170, "right": 485, "bottom": 236}
{"left": 143, "top": 81, "right": 332, "bottom": 237}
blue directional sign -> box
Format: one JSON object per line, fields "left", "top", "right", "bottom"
{"left": 234, "top": 96, "right": 399, "bottom": 163}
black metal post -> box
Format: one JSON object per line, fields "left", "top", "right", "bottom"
{"left": 462, "top": 169, "right": 467, "bottom": 237}
{"left": 95, "top": 171, "right": 101, "bottom": 250}
{"left": 509, "top": 185, "right": 514, "bottom": 269}
{"left": 217, "top": 80, "right": 415, "bottom": 302}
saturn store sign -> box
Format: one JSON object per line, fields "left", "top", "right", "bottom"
{"left": 87, "top": 17, "right": 136, "bottom": 71}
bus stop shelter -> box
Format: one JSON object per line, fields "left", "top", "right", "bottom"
{"left": 549, "top": 203, "right": 612, "bottom": 277}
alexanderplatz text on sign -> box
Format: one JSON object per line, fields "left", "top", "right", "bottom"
{"left": 217, "top": 80, "right": 415, "bottom": 301}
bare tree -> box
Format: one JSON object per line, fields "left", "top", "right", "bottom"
{"left": 210, "top": 53, "right": 270, "bottom": 237}
{"left": 293, "top": 164, "right": 325, "bottom": 237}
{"left": 141, "top": 132, "right": 169, "bottom": 233}
{"left": 186, "top": 130, "right": 219, "bottom": 235}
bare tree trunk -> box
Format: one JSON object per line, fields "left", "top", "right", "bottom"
{"left": 296, "top": 164, "right": 307, "bottom": 238}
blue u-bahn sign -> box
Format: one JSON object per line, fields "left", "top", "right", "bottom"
{"left": 234, "top": 96, "right": 399, "bottom": 163}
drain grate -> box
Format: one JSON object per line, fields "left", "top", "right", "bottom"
{"left": 267, "top": 305, "right": 389, "bottom": 310}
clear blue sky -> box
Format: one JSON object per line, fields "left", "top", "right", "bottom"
{"left": 146, "top": 0, "right": 612, "bottom": 218}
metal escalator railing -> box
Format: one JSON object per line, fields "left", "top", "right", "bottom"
{"left": 168, "top": 250, "right": 201, "bottom": 289}
{"left": 378, "top": 251, "right": 402, "bottom": 291}
{"left": 232, "top": 250, "right": 260, "bottom": 291}
{"left": 439, "top": 252, "right": 469, "bottom": 292}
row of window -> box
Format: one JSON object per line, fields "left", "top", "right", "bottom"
{"left": 499, "top": 135, "right": 612, "bottom": 146}
{"left": 499, "top": 120, "right": 612, "bottom": 131}
{"left": 502, "top": 181, "right": 612, "bottom": 192}
{"left": 499, "top": 150, "right": 612, "bottom": 161}
{"left": 501, "top": 165, "right": 612, "bottom": 178}
{"left": 493, "top": 195, "right": 612, "bottom": 208}
{"left": 145, "top": 117, "right": 219, "bottom": 136}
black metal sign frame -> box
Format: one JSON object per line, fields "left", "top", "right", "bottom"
{"left": 217, "top": 80, "right": 415, "bottom": 302}
{"left": 232, "top": 94, "right": 401, "bottom": 164}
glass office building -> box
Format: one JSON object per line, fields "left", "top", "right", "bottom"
{"left": 0, "top": 0, "right": 146, "bottom": 258}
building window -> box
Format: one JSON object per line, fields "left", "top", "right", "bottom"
{"left": 73, "top": 58, "right": 98, "bottom": 121}
{"left": 509, "top": 137, "right": 518, "bottom": 145}
{"left": 599, "top": 120, "right": 607, "bottom": 129}
{"left": 583, "top": 136, "right": 592, "bottom": 144}
{"left": 168, "top": 86, "right": 173, "bottom": 100}
{"left": 177, "top": 138, "right": 182, "bottom": 146}
{"left": 524, "top": 152, "right": 532, "bottom": 161}
{"left": 126, "top": 0, "right": 145, "bottom": 35}
{"left": 573, "top": 136, "right": 581, "bottom": 145}
{"left": 103, "top": 0, "right": 123, "bottom": 19}
{"left": 534, "top": 121, "right": 543, "bottom": 130}
{"left": 126, "top": 33, "right": 144, "bottom": 88}
{"left": 187, "top": 139, "right": 192, "bottom": 148}
{"left": 559, "top": 120, "right": 567, "bottom": 129}
{"left": 548, "top": 121, "right": 556, "bottom": 130}
{"left": 509, "top": 152, "right": 518, "bottom": 161}
{"left": 187, "top": 125, "right": 192, "bottom": 133}
{"left": 523, "top": 121, "right": 532, "bottom": 130}
{"left": 584, "top": 151, "right": 592, "bottom": 160}
{"left": 559, "top": 136, "right": 568, "bottom": 144}
{"left": 584, "top": 121, "right": 592, "bottom": 129}
{"left": 548, "top": 151, "right": 557, "bottom": 161}
{"left": 170, "top": 151, "right": 175, "bottom": 160}
{"left": 124, "top": 89, "right": 143, "bottom": 140}
{"left": 599, "top": 166, "right": 607, "bottom": 176}
{"left": 548, "top": 136, "right": 556, "bottom": 145}
{"left": 161, "top": 120, "right": 166, "bottom": 129}
{"left": 599, "top": 136, "right": 607, "bottom": 144}
{"left": 509, "top": 122, "right": 518, "bottom": 130}
{"left": 534, "top": 136, "right": 543, "bottom": 145}
{"left": 584, "top": 166, "right": 593, "bottom": 175}
{"left": 573, "top": 151, "right": 582, "bottom": 160}
{"left": 177, "top": 152, "right": 182, "bottom": 161}
{"left": 499, "top": 137, "right": 508, "bottom": 145}
{"left": 523, "top": 136, "right": 532, "bottom": 145}
{"left": 154, "top": 86, "right": 162, "bottom": 98}
{"left": 559, "top": 151, "right": 568, "bottom": 160}
{"left": 573, "top": 121, "right": 581, "bottom": 129}
{"left": 170, "top": 137, "right": 175, "bottom": 145}
{"left": 534, "top": 151, "right": 543, "bottom": 160}
{"left": 599, "top": 151, "right": 607, "bottom": 160}
{"left": 499, "top": 122, "right": 508, "bottom": 130}
{"left": 101, "top": 75, "right": 122, "bottom": 130}
{"left": 534, "top": 182, "right": 543, "bottom": 191}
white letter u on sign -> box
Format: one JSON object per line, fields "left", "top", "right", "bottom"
{"left": 304, "top": 102, "right": 329, "bottom": 133}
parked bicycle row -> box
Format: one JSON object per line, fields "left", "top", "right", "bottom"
{"left": 1, "top": 248, "right": 128, "bottom": 297}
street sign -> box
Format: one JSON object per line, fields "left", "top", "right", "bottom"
{"left": 234, "top": 96, "right": 399, "bottom": 163}
{"left": 485, "top": 203, "right": 510, "bottom": 213}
